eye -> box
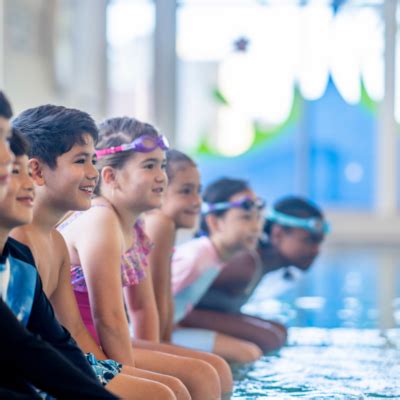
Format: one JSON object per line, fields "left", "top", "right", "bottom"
{"left": 75, "top": 159, "right": 85, "bottom": 164}
{"left": 144, "top": 162, "right": 155, "bottom": 169}
{"left": 92, "top": 158, "right": 97, "bottom": 166}
{"left": 161, "top": 162, "right": 167, "bottom": 170}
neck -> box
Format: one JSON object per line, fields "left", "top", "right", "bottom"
{"left": 209, "top": 235, "right": 236, "bottom": 262}
{"left": 32, "top": 194, "right": 69, "bottom": 233}
{"left": 259, "top": 242, "right": 290, "bottom": 272}
{"left": 97, "top": 195, "right": 140, "bottom": 233}
{"left": 0, "top": 226, "right": 10, "bottom": 254}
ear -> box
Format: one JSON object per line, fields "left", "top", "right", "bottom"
{"left": 205, "top": 214, "right": 223, "bottom": 235}
{"left": 102, "top": 166, "right": 118, "bottom": 188}
{"left": 270, "top": 224, "right": 285, "bottom": 246}
{"left": 29, "top": 158, "right": 45, "bottom": 186}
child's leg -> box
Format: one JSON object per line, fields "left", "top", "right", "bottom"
{"left": 181, "top": 309, "right": 287, "bottom": 353}
{"left": 171, "top": 327, "right": 261, "bottom": 363}
{"left": 213, "top": 333, "right": 262, "bottom": 363}
{"left": 133, "top": 338, "right": 233, "bottom": 395}
{"left": 133, "top": 347, "right": 221, "bottom": 400}
{"left": 106, "top": 373, "right": 176, "bottom": 400}
{"left": 120, "top": 365, "right": 190, "bottom": 400}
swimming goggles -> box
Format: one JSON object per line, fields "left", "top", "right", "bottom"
{"left": 202, "top": 196, "right": 266, "bottom": 214}
{"left": 96, "top": 134, "right": 170, "bottom": 158}
{"left": 267, "top": 207, "right": 330, "bottom": 235}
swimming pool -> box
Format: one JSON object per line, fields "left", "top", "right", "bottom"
{"left": 233, "top": 244, "right": 400, "bottom": 399}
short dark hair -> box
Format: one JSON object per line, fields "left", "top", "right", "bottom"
{"left": 0, "top": 91, "right": 13, "bottom": 119}
{"left": 264, "top": 195, "right": 324, "bottom": 235}
{"left": 10, "top": 128, "right": 29, "bottom": 157}
{"left": 94, "top": 116, "right": 160, "bottom": 195}
{"left": 198, "top": 177, "right": 250, "bottom": 236}
{"left": 12, "top": 104, "right": 98, "bottom": 168}
{"left": 166, "top": 149, "right": 196, "bottom": 182}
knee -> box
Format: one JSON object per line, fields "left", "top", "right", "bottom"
{"left": 205, "top": 354, "right": 233, "bottom": 393}
{"left": 149, "top": 382, "right": 178, "bottom": 400}
{"left": 162, "top": 376, "right": 191, "bottom": 400}
{"left": 235, "top": 341, "right": 263, "bottom": 363}
{"left": 185, "top": 359, "right": 221, "bottom": 397}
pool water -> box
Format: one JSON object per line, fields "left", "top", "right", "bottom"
{"left": 233, "top": 245, "right": 400, "bottom": 399}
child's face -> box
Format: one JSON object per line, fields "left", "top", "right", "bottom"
{"left": 272, "top": 227, "right": 323, "bottom": 271}
{"left": 163, "top": 165, "right": 201, "bottom": 229}
{"left": 39, "top": 133, "right": 98, "bottom": 211}
{"left": 0, "top": 117, "right": 14, "bottom": 201}
{"left": 116, "top": 148, "right": 167, "bottom": 213}
{"left": 215, "top": 189, "right": 264, "bottom": 253}
{"left": 0, "top": 155, "right": 34, "bottom": 228}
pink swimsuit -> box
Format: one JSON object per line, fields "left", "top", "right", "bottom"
{"left": 58, "top": 206, "right": 153, "bottom": 344}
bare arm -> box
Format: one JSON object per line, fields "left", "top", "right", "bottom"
{"left": 49, "top": 231, "right": 105, "bottom": 360}
{"left": 124, "top": 266, "right": 160, "bottom": 342}
{"left": 73, "top": 209, "right": 136, "bottom": 366}
{"left": 143, "top": 212, "right": 175, "bottom": 341}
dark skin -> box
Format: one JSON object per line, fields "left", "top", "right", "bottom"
{"left": 182, "top": 225, "right": 324, "bottom": 353}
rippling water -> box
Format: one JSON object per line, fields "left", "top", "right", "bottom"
{"left": 232, "top": 245, "right": 400, "bottom": 399}
{"left": 232, "top": 328, "right": 400, "bottom": 399}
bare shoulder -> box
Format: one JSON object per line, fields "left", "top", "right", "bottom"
{"left": 10, "top": 225, "right": 31, "bottom": 246}
{"left": 10, "top": 226, "right": 39, "bottom": 261}
{"left": 144, "top": 210, "right": 175, "bottom": 236}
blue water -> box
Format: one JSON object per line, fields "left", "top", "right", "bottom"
{"left": 233, "top": 245, "right": 400, "bottom": 399}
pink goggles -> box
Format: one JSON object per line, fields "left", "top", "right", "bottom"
{"left": 96, "top": 134, "right": 169, "bottom": 158}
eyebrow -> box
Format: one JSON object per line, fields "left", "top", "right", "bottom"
{"left": 74, "top": 151, "right": 95, "bottom": 158}
{"left": 141, "top": 158, "right": 163, "bottom": 164}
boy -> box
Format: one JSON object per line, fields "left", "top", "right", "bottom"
{"left": 0, "top": 126, "right": 117, "bottom": 398}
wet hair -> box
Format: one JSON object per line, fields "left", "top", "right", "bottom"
{"left": 12, "top": 104, "right": 98, "bottom": 169}
{"left": 94, "top": 116, "right": 160, "bottom": 195}
{"left": 198, "top": 177, "right": 250, "bottom": 236}
{"left": 166, "top": 149, "right": 196, "bottom": 182}
{"left": 0, "top": 91, "right": 13, "bottom": 119}
{"left": 264, "top": 195, "right": 324, "bottom": 235}
{"left": 10, "top": 128, "right": 29, "bottom": 157}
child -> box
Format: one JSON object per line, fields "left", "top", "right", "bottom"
{"left": 144, "top": 150, "right": 263, "bottom": 363}
{"left": 0, "top": 127, "right": 116, "bottom": 399}
{"left": 11, "top": 106, "right": 179, "bottom": 400}
{"left": 171, "top": 177, "right": 286, "bottom": 354}
{"left": 56, "top": 116, "right": 223, "bottom": 400}
{"left": 191, "top": 196, "right": 328, "bottom": 350}
{"left": 0, "top": 91, "right": 14, "bottom": 201}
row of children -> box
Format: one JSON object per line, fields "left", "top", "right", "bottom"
{"left": 0, "top": 88, "right": 328, "bottom": 399}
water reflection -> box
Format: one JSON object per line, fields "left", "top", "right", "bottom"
{"left": 235, "top": 245, "right": 400, "bottom": 398}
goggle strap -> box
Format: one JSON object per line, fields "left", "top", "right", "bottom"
{"left": 267, "top": 208, "right": 330, "bottom": 234}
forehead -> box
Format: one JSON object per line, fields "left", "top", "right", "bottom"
{"left": 125, "top": 147, "right": 165, "bottom": 165}
{"left": 228, "top": 189, "right": 256, "bottom": 203}
{"left": 66, "top": 133, "right": 96, "bottom": 154}
{"left": 288, "top": 227, "right": 324, "bottom": 241}
{"left": 171, "top": 165, "right": 200, "bottom": 184}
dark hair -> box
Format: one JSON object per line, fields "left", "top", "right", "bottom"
{"left": 0, "top": 91, "right": 13, "bottom": 119}
{"left": 10, "top": 128, "right": 29, "bottom": 157}
{"left": 166, "top": 149, "right": 196, "bottom": 182}
{"left": 12, "top": 104, "right": 98, "bottom": 169}
{"left": 264, "top": 195, "right": 324, "bottom": 235}
{"left": 94, "top": 116, "right": 160, "bottom": 195}
{"left": 198, "top": 177, "right": 250, "bottom": 236}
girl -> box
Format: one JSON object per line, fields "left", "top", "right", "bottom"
{"left": 144, "top": 150, "right": 263, "bottom": 363}
{"left": 59, "top": 117, "right": 225, "bottom": 400}
{"left": 170, "top": 177, "right": 286, "bottom": 354}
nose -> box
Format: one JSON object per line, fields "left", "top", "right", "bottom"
{"left": 86, "top": 162, "right": 99, "bottom": 181}
{"left": 155, "top": 168, "right": 167, "bottom": 184}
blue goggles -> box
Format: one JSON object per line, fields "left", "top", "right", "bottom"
{"left": 267, "top": 208, "right": 330, "bottom": 235}
{"left": 202, "top": 196, "right": 266, "bottom": 215}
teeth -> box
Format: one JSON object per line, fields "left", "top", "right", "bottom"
{"left": 80, "top": 186, "right": 94, "bottom": 193}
